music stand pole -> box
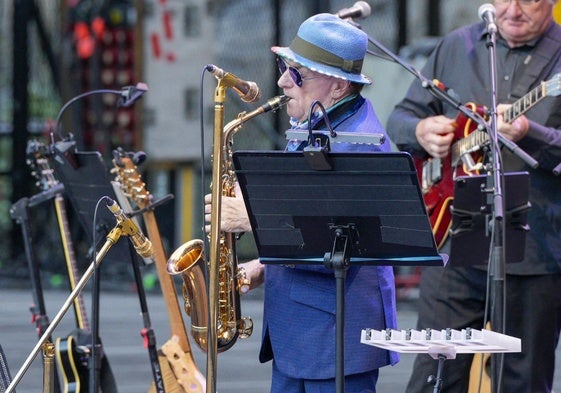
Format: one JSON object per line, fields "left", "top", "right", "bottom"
{"left": 324, "top": 226, "right": 354, "bottom": 393}
{"left": 4, "top": 222, "right": 125, "bottom": 393}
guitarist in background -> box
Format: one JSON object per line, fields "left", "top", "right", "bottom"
{"left": 387, "top": 0, "right": 561, "bottom": 392}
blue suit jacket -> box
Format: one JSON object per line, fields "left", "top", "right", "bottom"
{"left": 259, "top": 95, "right": 399, "bottom": 379}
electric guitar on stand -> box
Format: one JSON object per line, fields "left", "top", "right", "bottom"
{"left": 27, "top": 141, "right": 117, "bottom": 393}
{"left": 415, "top": 73, "right": 561, "bottom": 248}
{"left": 111, "top": 148, "right": 205, "bottom": 393}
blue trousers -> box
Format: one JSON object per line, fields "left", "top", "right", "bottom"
{"left": 270, "top": 360, "right": 379, "bottom": 393}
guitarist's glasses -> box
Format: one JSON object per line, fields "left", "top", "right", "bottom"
{"left": 496, "top": 0, "right": 542, "bottom": 8}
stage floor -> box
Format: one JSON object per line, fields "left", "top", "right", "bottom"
{"left": 1, "top": 285, "right": 559, "bottom": 392}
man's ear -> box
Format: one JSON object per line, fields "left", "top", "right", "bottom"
{"left": 331, "top": 79, "right": 351, "bottom": 100}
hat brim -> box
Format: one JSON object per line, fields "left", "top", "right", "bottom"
{"left": 272, "top": 46, "right": 372, "bottom": 85}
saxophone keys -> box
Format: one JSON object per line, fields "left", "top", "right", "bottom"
{"left": 238, "top": 317, "right": 254, "bottom": 339}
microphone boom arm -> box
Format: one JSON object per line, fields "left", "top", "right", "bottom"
{"left": 365, "top": 33, "right": 538, "bottom": 169}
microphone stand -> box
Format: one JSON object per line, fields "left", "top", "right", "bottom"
{"left": 363, "top": 28, "right": 538, "bottom": 393}
{"left": 482, "top": 26, "right": 506, "bottom": 393}
{"left": 4, "top": 206, "right": 131, "bottom": 393}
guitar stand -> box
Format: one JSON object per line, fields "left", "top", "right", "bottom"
{"left": 0, "top": 344, "right": 15, "bottom": 391}
{"left": 10, "top": 189, "right": 66, "bottom": 393}
{"left": 111, "top": 186, "right": 169, "bottom": 393}
{"left": 426, "top": 347, "right": 456, "bottom": 393}
{"left": 5, "top": 217, "right": 129, "bottom": 393}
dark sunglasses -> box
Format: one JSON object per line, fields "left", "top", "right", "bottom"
{"left": 276, "top": 57, "right": 304, "bottom": 87}
{"left": 276, "top": 57, "right": 323, "bottom": 87}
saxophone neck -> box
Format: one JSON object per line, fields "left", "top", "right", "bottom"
{"left": 223, "top": 94, "right": 291, "bottom": 144}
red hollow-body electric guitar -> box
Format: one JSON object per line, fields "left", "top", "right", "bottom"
{"left": 415, "top": 74, "right": 561, "bottom": 248}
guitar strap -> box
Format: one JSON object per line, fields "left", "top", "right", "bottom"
{"left": 511, "top": 23, "right": 561, "bottom": 99}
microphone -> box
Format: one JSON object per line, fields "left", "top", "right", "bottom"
{"left": 106, "top": 197, "right": 154, "bottom": 259}
{"left": 478, "top": 3, "right": 497, "bottom": 35}
{"left": 206, "top": 64, "right": 261, "bottom": 103}
{"left": 117, "top": 82, "right": 149, "bottom": 108}
{"left": 336, "top": 1, "right": 372, "bottom": 20}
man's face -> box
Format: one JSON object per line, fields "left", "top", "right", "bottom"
{"left": 276, "top": 59, "right": 335, "bottom": 123}
{"left": 495, "top": 0, "right": 555, "bottom": 47}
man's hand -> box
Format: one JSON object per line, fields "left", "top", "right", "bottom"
{"left": 238, "top": 258, "right": 265, "bottom": 293}
{"left": 204, "top": 182, "right": 251, "bottom": 233}
{"left": 415, "top": 115, "right": 456, "bottom": 158}
{"left": 497, "top": 103, "right": 529, "bottom": 142}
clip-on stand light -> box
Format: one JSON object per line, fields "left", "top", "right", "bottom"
{"left": 302, "top": 100, "right": 336, "bottom": 170}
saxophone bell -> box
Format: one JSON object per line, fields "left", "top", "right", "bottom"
{"left": 166, "top": 239, "right": 209, "bottom": 351}
{"left": 166, "top": 236, "right": 254, "bottom": 353}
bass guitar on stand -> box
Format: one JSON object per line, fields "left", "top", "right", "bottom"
{"left": 415, "top": 73, "right": 561, "bottom": 248}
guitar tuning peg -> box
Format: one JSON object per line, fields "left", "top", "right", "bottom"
{"left": 132, "top": 151, "right": 146, "bottom": 166}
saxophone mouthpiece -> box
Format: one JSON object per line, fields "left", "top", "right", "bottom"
{"left": 262, "top": 95, "right": 291, "bottom": 113}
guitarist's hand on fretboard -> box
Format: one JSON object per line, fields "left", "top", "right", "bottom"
{"left": 415, "top": 115, "right": 456, "bottom": 158}
{"left": 497, "top": 103, "right": 530, "bottom": 142}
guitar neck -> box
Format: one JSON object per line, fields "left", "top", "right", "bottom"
{"left": 503, "top": 82, "right": 547, "bottom": 123}
{"left": 142, "top": 209, "right": 193, "bottom": 352}
{"left": 452, "top": 81, "right": 549, "bottom": 160}
{"left": 54, "top": 194, "right": 90, "bottom": 332}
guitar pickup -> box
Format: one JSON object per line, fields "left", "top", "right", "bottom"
{"left": 421, "top": 158, "right": 442, "bottom": 191}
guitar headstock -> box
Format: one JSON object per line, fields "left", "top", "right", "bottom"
{"left": 111, "top": 147, "right": 152, "bottom": 209}
{"left": 26, "top": 140, "right": 58, "bottom": 191}
{"left": 545, "top": 73, "right": 561, "bottom": 97}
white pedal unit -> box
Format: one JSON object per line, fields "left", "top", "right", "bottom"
{"left": 361, "top": 328, "right": 521, "bottom": 355}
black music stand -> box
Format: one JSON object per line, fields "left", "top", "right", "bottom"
{"left": 50, "top": 143, "right": 132, "bottom": 393}
{"left": 232, "top": 150, "right": 446, "bottom": 393}
{"left": 50, "top": 144, "right": 131, "bottom": 264}
{"left": 449, "top": 172, "right": 531, "bottom": 266}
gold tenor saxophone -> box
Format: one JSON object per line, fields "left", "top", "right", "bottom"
{"left": 166, "top": 94, "right": 290, "bottom": 355}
